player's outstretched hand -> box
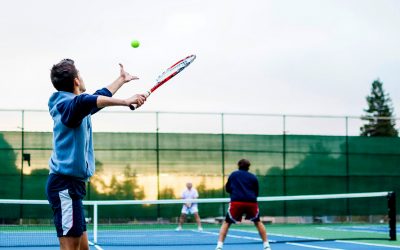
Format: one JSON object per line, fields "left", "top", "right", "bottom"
{"left": 125, "top": 94, "right": 146, "bottom": 108}
{"left": 119, "top": 63, "right": 139, "bottom": 83}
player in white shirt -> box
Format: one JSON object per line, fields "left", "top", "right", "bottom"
{"left": 176, "top": 182, "right": 203, "bottom": 231}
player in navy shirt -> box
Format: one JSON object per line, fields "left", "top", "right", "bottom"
{"left": 46, "top": 59, "right": 146, "bottom": 250}
{"left": 215, "top": 159, "right": 271, "bottom": 250}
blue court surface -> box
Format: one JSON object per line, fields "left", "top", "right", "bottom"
{"left": 1, "top": 225, "right": 400, "bottom": 250}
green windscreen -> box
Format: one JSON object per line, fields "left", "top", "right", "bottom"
{"left": 0, "top": 131, "right": 399, "bottom": 219}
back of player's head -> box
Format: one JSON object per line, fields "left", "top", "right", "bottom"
{"left": 238, "top": 159, "right": 250, "bottom": 171}
{"left": 50, "top": 59, "right": 78, "bottom": 92}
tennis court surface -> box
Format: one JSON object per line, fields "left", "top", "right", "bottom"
{"left": 1, "top": 224, "right": 400, "bottom": 250}
{"left": 1, "top": 192, "right": 398, "bottom": 249}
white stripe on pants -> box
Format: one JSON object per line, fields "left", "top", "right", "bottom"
{"left": 59, "top": 189, "right": 73, "bottom": 236}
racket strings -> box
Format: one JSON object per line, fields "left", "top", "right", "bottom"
{"left": 156, "top": 55, "right": 196, "bottom": 83}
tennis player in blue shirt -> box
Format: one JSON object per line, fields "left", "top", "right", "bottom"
{"left": 46, "top": 59, "right": 146, "bottom": 250}
{"left": 216, "top": 159, "right": 271, "bottom": 250}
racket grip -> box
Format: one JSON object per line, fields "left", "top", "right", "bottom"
{"left": 129, "top": 91, "right": 151, "bottom": 111}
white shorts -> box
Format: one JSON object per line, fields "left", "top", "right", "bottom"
{"left": 181, "top": 204, "right": 199, "bottom": 214}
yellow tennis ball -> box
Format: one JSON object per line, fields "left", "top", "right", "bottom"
{"left": 131, "top": 40, "right": 140, "bottom": 48}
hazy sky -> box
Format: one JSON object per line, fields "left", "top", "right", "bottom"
{"left": 0, "top": 0, "right": 399, "bottom": 117}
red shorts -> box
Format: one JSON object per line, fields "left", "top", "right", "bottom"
{"left": 226, "top": 201, "right": 260, "bottom": 223}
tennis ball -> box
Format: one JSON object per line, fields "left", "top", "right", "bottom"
{"left": 131, "top": 40, "right": 140, "bottom": 48}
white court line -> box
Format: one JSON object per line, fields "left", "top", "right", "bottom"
{"left": 88, "top": 240, "right": 104, "bottom": 250}
{"left": 335, "top": 240, "right": 400, "bottom": 249}
{"left": 91, "top": 233, "right": 198, "bottom": 238}
{"left": 288, "top": 243, "right": 344, "bottom": 250}
{"left": 317, "top": 226, "right": 388, "bottom": 235}
{"left": 198, "top": 229, "right": 344, "bottom": 249}
{"left": 230, "top": 229, "right": 322, "bottom": 242}
{"left": 195, "top": 229, "right": 261, "bottom": 241}
{"left": 230, "top": 229, "right": 400, "bottom": 249}
{"left": 206, "top": 228, "right": 325, "bottom": 243}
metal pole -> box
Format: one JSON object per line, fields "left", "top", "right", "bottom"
{"left": 282, "top": 115, "right": 287, "bottom": 219}
{"left": 221, "top": 113, "right": 226, "bottom": 215}
{"left": 156, "top": 112, "right": 160, "bottom": 218}
{"left": 19, "top": 110, "right": 25, "bottom": 224}
{"left": 345, "top": 117, "right": 350, "bottom": 193}
{"left": 345, "top": 117, "right": 350, "bottom": 220}
{"left": 93, "top": 203, "right": 98, "bottom": 244}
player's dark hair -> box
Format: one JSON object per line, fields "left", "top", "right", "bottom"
{"left": 50, "top": 59, "right": 78, "bottom": 92}
{"left": 238, "top": 159, "right": 250, "bottom": 171}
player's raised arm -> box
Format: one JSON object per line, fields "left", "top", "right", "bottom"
{"left": 106, "top": 63, "right": 139, "bottom": 95}
{"left": 96, "top": 94, "right": 146, "bottom": 108}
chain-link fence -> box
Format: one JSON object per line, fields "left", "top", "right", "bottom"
{"left": 0, "top": 109, "right": 399, "bottom": 218}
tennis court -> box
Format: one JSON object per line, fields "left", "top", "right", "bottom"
{"left": 1, "top": 111, "right": 399, "bottom": 250}
{"left": 1, "top": 192, "right": 398, "bottom": 250}
{"left": 93, "top": 224, "right": 400, "bottom": 250}
{"left": 1, "top": 224, "right": 400, "bottom": 250}
{"left": 1, "top": 0, "right": 400, "bottom": 249}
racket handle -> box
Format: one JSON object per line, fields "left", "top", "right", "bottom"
{"left": 129, "top": 91, "right": 151, "bottom": 111}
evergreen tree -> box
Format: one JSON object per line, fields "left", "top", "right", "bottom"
{"left": 360, "top": 79, "right": 398, "bottom": 137}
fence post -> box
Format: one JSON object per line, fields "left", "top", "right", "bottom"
{"left": 221, "top": 113, "right": 225, "bottom": 215}
{"left": 282, "top": 115, "right": 287, "bottom": 219}
{"left": 345, "top": 117, "right": 351, "bottom": 220}
{"left": 19, "top": 110, "right": 25, "bottom": 224}
{"left": 156, "top": 112, "right": 160, "bottom": 218}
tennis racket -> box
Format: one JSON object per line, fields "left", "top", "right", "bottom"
{"left": 130, "top": 54, "right": 196, "bottom": 110}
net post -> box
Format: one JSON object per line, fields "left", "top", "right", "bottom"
{"left": 388, "top": 191, "right": 396, "bottom": 241}
{"left": 94, "top": 203, "right": 98, "bottom": 244}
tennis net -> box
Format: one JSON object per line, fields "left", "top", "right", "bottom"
{"left": 0, "top": 191, "right": 396, "bottom": 247}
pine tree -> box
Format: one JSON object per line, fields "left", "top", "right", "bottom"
{"left": 360, "top": 79, "right": 398, "bottom": 137}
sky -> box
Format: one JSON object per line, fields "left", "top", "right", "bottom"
{"left": 0, "top": 0, "right": 399, "bottom": 118}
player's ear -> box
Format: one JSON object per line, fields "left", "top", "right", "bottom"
{"left": 73, "top": 77, "right": 80, "bottom": 87}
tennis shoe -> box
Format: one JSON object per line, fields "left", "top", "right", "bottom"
{"left": 215, "top": 247, "right": 223, "bottom": 250}
{"left": 198, "top": 227, "right": 203, "bottom": 232}
{"left": 175, "top": 226, "right": 182, "bottom": 231}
